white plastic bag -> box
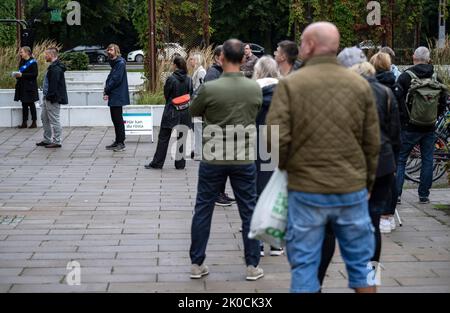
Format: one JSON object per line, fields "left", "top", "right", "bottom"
{"left": 248, "top": 168, "right": 288, "bottom": 248}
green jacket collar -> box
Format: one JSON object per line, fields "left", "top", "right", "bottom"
{"left": 304, "top": 55, "right": 338, "bottom": 67}
{"left": 221, "top": 72, "right": 245, "bottom": 78}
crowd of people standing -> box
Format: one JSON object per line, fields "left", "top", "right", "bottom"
{"left": 11, "top": 20, "right": 448, "bottom": 293}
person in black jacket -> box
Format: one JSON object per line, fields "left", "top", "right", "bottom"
{"left": 104, "top": 44, "right": 130, "bottom": 152}
{"left": 36, "top": 47, "right": 68, "bottom": 149}
{"left": 394, "top": 47, "right": 448, "bottom": 204}
{"left": 145, "top": 56, "right": 192, "bottom": 170}
{"left": 371, "top": 52, "right": 396, "bottom": 93}
{"left": 358, "top": 61, "right": 401, "bottom": 262}
{"left": 204, "top": 45, "right": 223, "bottom": 83}
{"left": 203, "top": 45, "right": 236, "bottom": 206}
{"left": 253, "top": 55, "right": 284, "bottom": 257}
{"left": 370, "top": 52, "right": 401, "bottom": 233}
{"left": 317, "top": 54, "right": 401, "bottom": 287}
{"left": 14, "top": 46, "right": 39, "bottom": 129}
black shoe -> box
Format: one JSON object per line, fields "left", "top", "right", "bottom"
{"left": 105, "top": 142, "right": 118, "bottom": 150}
{"left": 45, "top": 143, "right": 62, "bottom": 148}
{"left": 36, "top": 141, "right": 50, "bottom": 146}
{"left": 144, "top": 163, "right": 162, "bottom": 170}
{"left": 113, "top": 143, "right": 126, "bottom": 152}
{"left": 222, "top": 193, "right": 236, "bottom": 204}
{"left": 215, "top": 194, "right": 232, "bottom": 207}
{"left": 269, "top": 247, "right": 284, "bottom": 256}
{"left": 419, "top": 197, "right": 430, "bottom": 204}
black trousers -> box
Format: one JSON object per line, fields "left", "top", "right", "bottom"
{"left": 110, "top": 107, "right": 125, "bottom": 144}
{"left": 151, "top": 127, "right": 186, "bottom": 169}
{"left": 22, "top": 102, "right": 37, "bottom": 122}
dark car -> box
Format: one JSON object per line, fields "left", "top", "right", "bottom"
{"left": 250, "top": 43, "right": 265, "bottom": 58}
{"left": 65, "top": 45, "right": 108, "bottom": 64}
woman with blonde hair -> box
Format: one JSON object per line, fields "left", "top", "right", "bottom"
{"left": 253, "top": 56, "right": 283, "bottom": 257}
{"left": 370, "top": 52, "right": 396, "bottom": 93}
{"left": 319, "top": 49, "right": 401, "bottom": 287}
{"left": 188, "top": 52, "right": 206, "bottom": 92}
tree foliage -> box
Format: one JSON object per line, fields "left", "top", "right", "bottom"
{"left": 25, "top": 0, "right": 131, "bottom": 50}
{"left": 0, "top": 0, "right": 16, "bottom": 47}
{"left": 132, "top": 0, "right": 208, "bottom": 51}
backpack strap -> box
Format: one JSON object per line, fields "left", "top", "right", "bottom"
{"left": 431, "top": 72, "right": 438, "bottom": 82}
{"left": 405, "top": 70, "right": 419, "bottom": 81}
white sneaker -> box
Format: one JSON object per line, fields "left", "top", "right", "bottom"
{"left": 246, "top": 265, "right": 264, "bottom": 281}
{"left": 380, "top": 218, "right": 391, "bottom": 233}
{"left": 389, "top": 216, "right": 396, "bottom": 231}
{"left": 190, "top": 264, "right": 209, "bottom": 279}
{"left": 269, "top": 247, "right": 284, "bottom": 256}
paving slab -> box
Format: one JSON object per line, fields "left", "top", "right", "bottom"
{"left": 0, "top": 127, "right": 449, "bottom": 293}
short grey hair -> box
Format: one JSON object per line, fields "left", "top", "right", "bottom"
{"left": 253, "top": 56, "right": 281, "bottom": 80}
{"left": 414, "top": 47, "right": 430, "bottom": 63}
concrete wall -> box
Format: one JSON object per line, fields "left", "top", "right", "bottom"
{"left": 0, "top": 70, "right": 156, "bottom": 128}
{"left": 0, "top": 105, "right": 165, "bottom": 128}
{"left": 65, "top": 71, "right": 145, "bottom": 85}
{"left": 65, "top": 71, "right": 144, "bottom": 91}
{"left": 0, "top": 90, "right": 139, "bottom": 107}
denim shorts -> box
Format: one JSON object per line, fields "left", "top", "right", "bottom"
{"left": 285, "top": 189, "right": 375, "bottom": 293}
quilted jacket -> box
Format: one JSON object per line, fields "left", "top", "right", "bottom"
{"left": 266, "top": 56, "right": 380, "bottom": 194}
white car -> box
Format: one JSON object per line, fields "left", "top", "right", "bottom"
{"left": 127, "top": 43, "right": 187, "bottom": 63}
{"left": 127, "top": 50, "right": 144, "bottom": 63}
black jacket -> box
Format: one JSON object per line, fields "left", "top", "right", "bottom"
{"left": 376, "top": 70, "right": 396, "bottom": 93}
{"left": 368, "top": 77, "right": 401, "bottom": 177}
{"left": 105, "top": 57, "right": 130, "bottom": 107}
{"left": 14, "top": 58, "right": 39, "bottom": 103}
{"left": 45, "top": 59, "right": 68, "bottom": 105}
{"left": 161, "top": 69, "right": 193, "bottom": 129}
{"left": 394, "top": 64, "right": 447, "bottom": 132}
{"left": 204, "top": 64, "right": 223, "bottom": 82}
{"left": 256, "top": 83, "right": 277, "bottom": 196}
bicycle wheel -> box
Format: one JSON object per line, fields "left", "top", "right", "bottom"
{"left": 405, "top": 145, "right": 422, "bottom": 174}
{"left": 405, "top": 135, "right": 449, "bottom": 183}
{"left": 432, "top": 136, "right": 450, "bottom": 182}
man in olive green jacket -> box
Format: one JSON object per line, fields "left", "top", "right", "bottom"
{"left": 188, "top": 39, "right": 264, "bottom": 281}
{"left": 266, "top": 22, "right": 380, "bottom": 293}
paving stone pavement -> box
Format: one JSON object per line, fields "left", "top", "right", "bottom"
{"left": 0, "top": 127, "right": 449, "bottom": 293}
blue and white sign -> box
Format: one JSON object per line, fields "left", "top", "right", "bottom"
{"left": 123, "top": 111, "right": 154, "bottom": 142}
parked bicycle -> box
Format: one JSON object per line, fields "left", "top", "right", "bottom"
{"left": 405, "top": 108, "right": 450, "bottom": 183}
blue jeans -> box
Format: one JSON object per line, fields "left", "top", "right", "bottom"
{"left": 190, "top": 162, "right": 260, "bottom": 267}
{"left": 286, "top": 189, "right": 375, "bottom": 293}
{"left": 396, "top": 130, "right": 435, "bottom": 198}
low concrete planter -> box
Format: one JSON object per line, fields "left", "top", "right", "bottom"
{"left": 0, "top": 104, "right": 165, "bottom": 127}
{"left": 0, "top": 89, "right": 138, "bottom": 107}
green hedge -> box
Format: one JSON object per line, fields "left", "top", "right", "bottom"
{"left": 60, "top": 52, "right": 89, "bottom": 71}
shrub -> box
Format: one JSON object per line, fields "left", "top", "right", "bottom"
{"left": 430, "top": 38, "right": 450, "bottom": 88}
{"left": 0, "top": 40, "right": 62, "bottom": 89}
{"left": 136, "top": 90, "right": 165, "bottom": 105}
{"left": 60, "top": 52, "right": 89, "bottom": 71}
